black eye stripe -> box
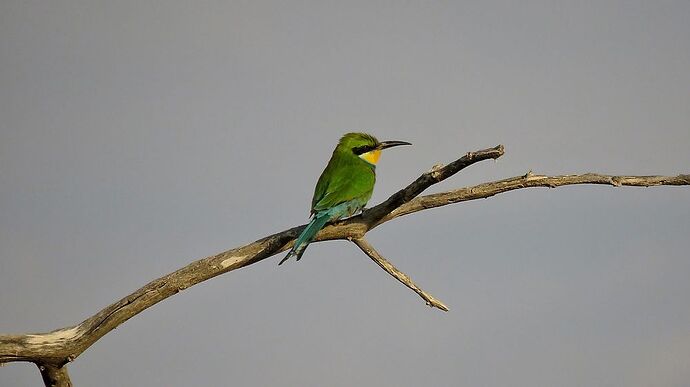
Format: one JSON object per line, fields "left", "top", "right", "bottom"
{"left": 353, "top": 145, "right": 376, "bottom": 155}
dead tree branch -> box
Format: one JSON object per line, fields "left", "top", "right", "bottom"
{"left": 1, "top": 143, "right": 688, "bottom": 387}
{"left": 352, "top": 237, "right": 449, "bottom": 311}
{"left": 0, "top": 144, "right": 503, "bottom": 373}
{"left": 380, "top": 172, "right": 690, "bottom": 224}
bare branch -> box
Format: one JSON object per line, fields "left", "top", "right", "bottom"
{"left": 352, "top": 238, "right": 449, "bottom": 311}
{"left": 361, "top": 144, "right": 505, "bottom": 225}
{"left": 381, "top": 172, "right": 690, "bottom": 223}
{"left": 1, "top": 143, "right": 688, "bottom": 382}
{"left": 1, "top": 145, "right": 503, "bottom": 368}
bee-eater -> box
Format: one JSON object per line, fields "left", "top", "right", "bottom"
{"left": 279, "top": 132, "right": 411, "bottom": 265}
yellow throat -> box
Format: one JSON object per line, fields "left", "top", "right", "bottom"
{"left": 359, "top": 149, "right": 382, "bottom": 165}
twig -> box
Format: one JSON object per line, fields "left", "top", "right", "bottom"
{"left": 361, "top": 145, "right": 505, "bottom": 225}
{"left": 352, "top": 238, "right": 449, "bottom": 311}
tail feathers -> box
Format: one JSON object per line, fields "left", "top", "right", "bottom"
{"left": 279, "top": 213, "right": 331, "bottom": 265}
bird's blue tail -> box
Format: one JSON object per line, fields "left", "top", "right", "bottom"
{"left": 279, "top": 212, "right": 331, "bottom": 265}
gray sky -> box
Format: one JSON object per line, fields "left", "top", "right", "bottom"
{"left": 1, "top": 1, "right": 689, "bottom": 386}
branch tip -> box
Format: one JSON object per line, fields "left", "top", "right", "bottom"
{"left": 352, "top": 238, "right": 449, "bottom": 312}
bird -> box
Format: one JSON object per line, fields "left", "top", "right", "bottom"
{"left": 279, "top": 132, "right": 411, "bottom": 265}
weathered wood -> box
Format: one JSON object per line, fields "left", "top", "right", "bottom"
{"left": 1, "top": 144, "right": 688, "bottom": 387}
{"left": 0, "top": 145, "right": 503, "bottom": 368}
{"left": 38, "top": 363, "right": 72, "bottom": 387}
{"left": 381, "top": 172, "right": 690, "bottom": 224}
{"left": 353, "top": 237, "right": 449, "bottom": 311}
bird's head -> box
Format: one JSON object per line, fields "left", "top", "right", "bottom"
{"left": 339, "top": 132, "right": 411, "bottom": 165}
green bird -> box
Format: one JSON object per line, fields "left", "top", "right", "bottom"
{"left": 279, "top": 132, "right": 411, "bottom": 265}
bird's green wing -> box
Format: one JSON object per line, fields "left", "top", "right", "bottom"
{"left": 311, "top": 164, "right": 331, "bottom": 213}
{"left": 311, "top": 157, "right": 375, "bottom": 214}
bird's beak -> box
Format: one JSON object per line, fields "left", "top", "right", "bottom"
{"left": 378, "top": 140, "right": 412, "bottom": 150}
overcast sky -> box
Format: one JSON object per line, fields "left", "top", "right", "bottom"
{"left": 1, "top": 1, "right": 689, "bottom": 386}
